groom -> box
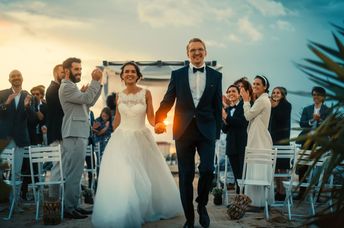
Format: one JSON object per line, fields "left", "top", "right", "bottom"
{"left": 155, "top": 38, "right": 222, "bottom": 228}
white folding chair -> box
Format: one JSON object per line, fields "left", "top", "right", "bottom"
{"left": 237, "top": 147, "right": 277, "bottom": 220}
{"left": 272, "top": 144, "right": 297, "bottom": 205}
{"left": 282, "top": 149, "right": 325, "bottom": 220}
{"left": 93, "top": 142, "right": 101, "bottom": 173}
{"left": 28, "top": 145, "right": 64, "bottom": 221}
{"left": 0, "top": 148, "right": 22, "bottom": 220}
{"left": 84, "top": 145, "right": 97, "bottom": 192}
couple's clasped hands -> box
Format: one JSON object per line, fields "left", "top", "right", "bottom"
{"left": 154, "top": 122, "right": 166, "bottom": 134}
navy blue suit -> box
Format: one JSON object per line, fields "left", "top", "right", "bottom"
{"left": 298, "top": 104, "right": 330, "bottom": 147}
{"left": 155, "top": 65, "right": 222, "bottom": 223}
{"left": 0, "top": 88, "right": 36, "bottom": 147}
{"left": 222, "top": 101, "right": 248, "bottom": 191}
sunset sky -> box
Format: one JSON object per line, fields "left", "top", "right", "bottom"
{"left": 1, "top": 0, "right": 343, "bottom": 120}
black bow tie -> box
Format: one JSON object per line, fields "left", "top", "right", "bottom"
{"left": 193, "top": 67, "right": 204, "bottom": 73}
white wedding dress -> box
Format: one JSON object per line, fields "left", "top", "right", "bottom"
{"left": 92, "top": 89, "right": 183, "bottom": 228}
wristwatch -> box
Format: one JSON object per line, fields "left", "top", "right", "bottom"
{"left": 0, "top": 103, "right": 7, "bottom": 111}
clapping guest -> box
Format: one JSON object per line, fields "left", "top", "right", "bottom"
{"left": 59, "top": 57, "right": 102, "bottom": 219}
{"left": 269, "top": 86, "right": 292, "bottom": 201}
{"left": 295, "top": 86, "right": 330, "bottom": 199}
{"left": 21, "top": 85, "right": 47, "bottom": 200}
{"left": 241, "top": 75, "right": 273, "bottom": 207}
{"left": 92, "top": 107, "right": 113, "bottom": 159}
{"left": 234, "top": 77, "right": 253, "bottom": 102}
{"left": 28, "top": 85, "right": 47, "bottom": 145}
{"left": 0, "top": 70, "right": 37, "bottom": 205}
{"left": 46, "top": 64, "right": 65, "bottom": 199}
{"left": 222, "top": 85, "right": 248, "bottom": 194}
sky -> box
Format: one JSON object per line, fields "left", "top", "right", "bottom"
{"left": 1, "top": 0, "right": 343, "bottom": 122}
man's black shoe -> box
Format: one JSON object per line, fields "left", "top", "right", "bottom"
{"left": 75, "top": 207, "right": 93, "bottom": 215}
{"left": 197, "top": 206, "right": 210, "bottom": 228}
{"left": 183, "top": 221, "right": 195, "bottom": 228}
{"left": 64, "top": 210, "right": 88, "bottom": 219}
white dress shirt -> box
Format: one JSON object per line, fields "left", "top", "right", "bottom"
{"left": 188, "top": 63, "right": 206, "bottom": 107}
{"left": 229, "top": 100, "right": 240, "bottom": 117}
{"left": 12, "top": 88, "right": 22, "bottom": 109}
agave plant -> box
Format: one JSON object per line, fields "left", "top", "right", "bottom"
{"left": 294, "top": 23, "right": 344, "bottom": 226}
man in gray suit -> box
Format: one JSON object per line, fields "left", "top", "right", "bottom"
{"left": 59, "top": 57, "right": 102, "bottom": 219}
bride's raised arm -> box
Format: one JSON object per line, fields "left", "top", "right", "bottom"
{"left": 112, "top": 93, "right": 121, "bottom": 130}
{"left": 145, "top": 89, "right": 155, "bottom": 127}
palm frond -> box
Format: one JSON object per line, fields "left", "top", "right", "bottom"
{"left": 310, "top": 40, "right": 344, "bottom": 61}
{"left": 294, "top": 22, "right": 344, "bottom": 224}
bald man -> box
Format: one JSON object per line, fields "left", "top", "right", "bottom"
{"left": 0, "top": 70, "right": 37, "bottom": 207}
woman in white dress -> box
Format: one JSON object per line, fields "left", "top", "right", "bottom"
{"left": 240, "top": 75, "right": 273, "bottom": 207}
{"left": 92, "top": 62, "right": 183, "bottom": 227}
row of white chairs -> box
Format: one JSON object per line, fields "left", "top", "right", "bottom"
{"left": 221, "top": 144, "right": 338, "bottom": 220}
{"left": 1, "top": 142, "right": 101, "bottom": 221}
{"left": 1, "top": 145, "right": 64, "bottom": 221}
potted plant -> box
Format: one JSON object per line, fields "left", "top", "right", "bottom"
{"left": 212, "top": 187, "right": 223, "bottom": 205}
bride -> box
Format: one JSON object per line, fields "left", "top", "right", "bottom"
{"left": 92, "top": 61, "right": 183, "bottom": 227}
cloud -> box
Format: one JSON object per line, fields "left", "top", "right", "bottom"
{"left": 5, "top": 11, "right": 88, "bottom": 30}
{"left": 205, "top": 39, "right": 226, "bottom": 48}
{"left": 238, "top": 17, "right": 263, "bottom": 42}
{"left": 137, "top": 0, "right": 201, "bottom": 28}
{"left": 137, "top": 0, "right": 234, "bottom": 28}
{"left": 227, "top": 34, "right": 242, "bottom": 43}
{"left": 271, "top": 20, "right": 295, "bottom": 31}
{"left": 247, "top": 0, "right": 288, "bottom": 16}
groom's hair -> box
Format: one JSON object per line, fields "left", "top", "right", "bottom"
{"left": 186, "top": 38, "right": 206, "bottom": 51}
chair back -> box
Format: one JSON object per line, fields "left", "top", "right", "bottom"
{"left": 28, "top": 145, "right": 63, "bottom": 185}
{"left": 0, "top": 148, "right": 16, "bottom": 183}
{"left": 273, "top": 144, "right": 297, "bottom": 162}
{"left": 242, "top": 147, "right": 277, "bottom": 183}
{"left": 85, "top": 144, "right": 94, "bottom": 170}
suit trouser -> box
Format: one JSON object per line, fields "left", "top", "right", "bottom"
{"left": 62, "top": 137, "right": 87, "bottom": 212}
{"left": 175, "top": 119, "right": 215, "bottom": 223}
{"left": 49, "top": 140, "right": 62, "bottom": 198}
{"left": 228, "top": 153, "right": 244, "bottom": 193}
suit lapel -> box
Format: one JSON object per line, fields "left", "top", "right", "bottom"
{"left": 16, "top": 91, "right": 26, "bottom": 111}
{"left": 183, "top": 66, "right": 195, "bottom": 109}
{"left": 5, "top": 88, "right": 17, "bottom": 111}
{"left": 197, "top": 66, "right": 212, "bottom": 107}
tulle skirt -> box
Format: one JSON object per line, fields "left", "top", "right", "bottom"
{"left": 92, "top": 127, "right": 183, "bottom": 228}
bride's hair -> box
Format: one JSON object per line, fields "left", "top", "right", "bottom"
{"left": 120, "top": 61, "right": 143, "bottom": 82}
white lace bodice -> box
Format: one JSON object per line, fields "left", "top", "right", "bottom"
{"left": 117, "top": 89, "right": 147, "bottom": 130}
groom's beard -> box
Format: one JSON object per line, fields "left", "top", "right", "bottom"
{"left": 70, "top": 71, "right": 81, "bottom": 83}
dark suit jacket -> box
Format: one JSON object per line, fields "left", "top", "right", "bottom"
{"left": 46, "top": 81, "right": 64, "bottom": 145}
{"left": 0, "top": 88, "right": 37, "bottom": 147}
{"left": 27, "top": 97, "right": 47, "bottom": 145}
{"left": 298, "top": 103, "right": 330, "bottom": 145}
{"left": 155, "top": 65, "right": 222, "bottom": 140}
{"left": 269, "top": 99, "right": 292, "bottom": 145}
{"left": 222, "top": 100, "right": 248, "bottom": 155}
{"left": 300, "top": 104, "right": 330, "bottom": 130}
